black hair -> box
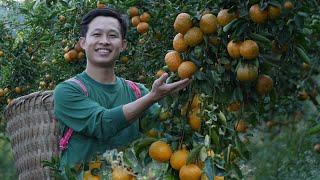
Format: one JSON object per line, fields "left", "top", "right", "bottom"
{"left": 80, "top": 7, "right": 128, "bottom": 38}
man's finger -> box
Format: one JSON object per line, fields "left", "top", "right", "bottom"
{"left": 172, "top": 79, "right": 191, "bottom": 93}
{"left": 166, "top": 78, "right": 190, "bottom": 90}
{"left": 156, "top": 73, "right": 169, "bottom": 85}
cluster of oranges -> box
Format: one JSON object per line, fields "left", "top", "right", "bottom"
{"left": 128, "top": 6, "right": 150, "bottom": 35}
{"left": 148, "top": 141, "right": 224, "bottom": 180}
{"left": 63, "top": 41, "right": 85, "bottom": 62}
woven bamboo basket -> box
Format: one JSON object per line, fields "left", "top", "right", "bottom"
{"left": 4, "top": 91, "right": 60, "bottom": 180}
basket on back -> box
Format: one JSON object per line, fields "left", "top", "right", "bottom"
{"left": 4, "top": 91, "right": 60, "bottom": 180}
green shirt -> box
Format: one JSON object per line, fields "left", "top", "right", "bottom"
{"left": 54, "top": 72, "right": 159, "bottom": 168}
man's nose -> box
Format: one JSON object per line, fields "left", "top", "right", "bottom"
{"left": 99, "top": 35, "right": 111, "bottom": 44}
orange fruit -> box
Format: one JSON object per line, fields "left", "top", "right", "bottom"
{"left": 249, "top": 4, "right": 268, "bottom": 24}
{"left": 74, "top": 41, "right": 83, "bottom": 52}
{"left": 77, "top": 51, "right": 85, "bottom": 60}
{"left": 137, "top": 22, "right": 149, "bottom": 34}
{"left": 200, "top": 13, "right": 218, "bottom": 34}
{"left": 298, "top": 90, "right": 309, "bottom": 101}
{"left": 178, "top": 61, "right": 197, "bottom": 79}
{"left": 140, "top": 12, "right": 151, "bottom": 22}
{"left": 237, "top": 63, "right": 258, "bottom": 82}
{"left": 112, "top": 166, "right": 134, "bottom": 180}
{"left": 256, "top": 75, "right": 273, "bottom": 95}
{"left": 268, "top": 6, "right": 281, "bottom": 20}
{"left": 15, "top": 87, "right": 22, "bottom": 94}
{"left": 217, "top": 9, "right": 236, "bottom": 26}
{"left": 149, "top": 141, "right": 173, "bottom": 162}
{"left": 180, "top": 103, "right": 189, "bottom": 116}
{"left": 164, "top": 51, "right": 183, "bottom": 72}
{"left": 209, "top": 35, "right": 221, "bottom": 46}
{"left": 3, "top": 87, "right": 9, "bottom": 94}
{"left": 188, "top": 110, "right": 201, "bottom": 130}
{"left": 128, "top": 7, "right": 139, "bottom": 17}
{"left": 184, "top": 27, "right": 204, "bottom": 47}
{"left": 120, "top": 56, "right": 129, "bottom": 63}
{"left": 83, "top": 170, "right": 100, "bottom": 180}
{"left": 159, "top": 110, "right": 171, "bottom": 121}
{"left": 0, "top": 50, "right": 4, "bottom": 57}
{"left": 0, "top": 89, "right": 4, "bottom": 97}
{"left": 215, "top": 176, "right": 225, "bottom": 180}
{"left": 174, "top": 13, "right": 193, "bottom": 34}
{"left": 96, "top": 1, "right": 106, "bottom": 9}
{"left": 239, "top": 40, "right": 259, "bottom": 60}
{"left": 227, "top": 40, "right": 242, "bottom": 59}
{"left": 173, "top": 33, "right": 188, "bottom": 52}
{"left": 271, "top": 40, "right": 288, "bottom": 54}
{"left": 302, "top": 62, "right": 310, "bottom": 71}
{"left": 228, "top": 102, "right": 241, "bottom": 112}
{"left": 191, "top": 94, "right": 201, "bottom": 109}
{"left": 89, "top": 161, "right": 101, "bottom": 170}
{"left": 170, "top": 148, "right": 189, "bottom": 170}
{"left": 179, "top": 164, "right": 201, "bottom": 180}
{"left": 131, "top": 16, "right": 140, "bottom": 27}
{"left": 284, "top": 1, "right": 294, "bottom": 10}
{"left": 68, "top": 49, "right": 78, "bottom": 60}
{"left": 64, "top": 52, "right": 72, "bottom": 62}
{"left": 155, "top": 69, "right": 165, "bottom": 78}
{"left": 235, "top": 119, "right": 247, "bottom": 133}
{"left": 59, "top": 15, "right": 66, "bottom": 22}
{"left": 147, "top": 129, "right": 158, "bottom": 137}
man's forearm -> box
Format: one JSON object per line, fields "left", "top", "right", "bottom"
{"left": 123, "top": 92, "right": 156, "bottom": 121}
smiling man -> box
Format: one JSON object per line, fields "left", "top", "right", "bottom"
{"left": 53, "top": 7, "right": 190, "bottom": 176}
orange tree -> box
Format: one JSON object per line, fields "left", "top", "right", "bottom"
{"left": 0, "top": 0, "right": 320, "bottom": 179}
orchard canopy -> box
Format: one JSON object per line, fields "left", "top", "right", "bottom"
{"left": 0, "top": 0, "right": 319, "bottom": 179}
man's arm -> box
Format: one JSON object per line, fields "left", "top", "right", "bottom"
{"left": 123, "top": 73, "right": 190, "bottom": 121}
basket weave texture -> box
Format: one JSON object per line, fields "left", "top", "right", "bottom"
{"left": 4, "top": 91, "right": 60, "bottom": 180}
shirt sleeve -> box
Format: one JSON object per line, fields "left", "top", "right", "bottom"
{"left": 136, "top": 83, "right": 161, "bottom": 132}
{"left": 53, "top": 82, "right": 129, "bottom": 141}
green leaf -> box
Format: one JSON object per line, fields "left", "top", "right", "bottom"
{"left": 186, "top": 145, "right": 204, "bottom": 164}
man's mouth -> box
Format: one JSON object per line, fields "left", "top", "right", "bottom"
{"left": 95, "top": 48, "right": 112, "bottom": 55}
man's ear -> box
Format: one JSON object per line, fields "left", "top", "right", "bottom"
{"left": 79, "top": 37, "right": 86, "bottom": 49}
{"left": 121, "top": 39, "right": 128, "bottom": 52}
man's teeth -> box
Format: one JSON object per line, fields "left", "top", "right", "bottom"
{"left": 96, "top": 48, "right": 111, "bottom": 53}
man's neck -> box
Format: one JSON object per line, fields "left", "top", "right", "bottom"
{"left": 85, "top": 64, "right": 116, "bottom": 84}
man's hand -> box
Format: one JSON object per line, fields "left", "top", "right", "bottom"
{"left": 149, "top": 73, "right": 191, "bottom": 102}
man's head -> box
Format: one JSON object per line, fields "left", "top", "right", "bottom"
{"left": 79, "top": 8, "right": 128, "bottom": 67}
{"left": 80, "top": 8, "right": 128, "bottom": 39}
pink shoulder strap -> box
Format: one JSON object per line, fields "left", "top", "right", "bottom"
{"left": 59, "top": 77, "right": 88, "bottom": 151}
{"left": 125, "top": 80, "right": 142, "bottom": 99}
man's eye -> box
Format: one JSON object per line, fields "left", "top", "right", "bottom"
{"left": 93, "top": 33, "right": 101, "bottom": 36}
{"left": 109, "top": 34, "right": 117, "bottom": 38}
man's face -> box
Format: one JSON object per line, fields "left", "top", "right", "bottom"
{"left": 80, "top": 16, "right": 126, "bottom": 67}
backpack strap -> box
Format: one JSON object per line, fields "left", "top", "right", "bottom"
{"left": 125, "top": 80, "right": 142, "bottom": 99}
{"left": 59, "top": 77, "right": 88, "bottom": 151}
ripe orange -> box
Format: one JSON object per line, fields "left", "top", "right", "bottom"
{"left": 215, "top": 176, "right": 225, "bottom": 180}
{"left": 173, "top": 33, "right": 188, "bottom": 52}
{"left": 112, "top": 166, "right": 134, "bottom": 180}
{"left": 268, "top": 6, "right": 281, "bottom": 20}
{"left": 298, "top": 90, "right": 309, "bottom": 101}
{"left": 178, "top": 61, "right": 197, "bottom": 79}
{"left": 15, "top": 87, "right": 22, "bottom": 94}
{"left": 77, "top": 51, "right": 85, "bottom": 60}
{"left": 164, "top": 51, "right": 183, "bottom": 72}
{"left": 147, "top": 129, "right": 158, "bottom": 138}
{"left": 137, "top": 22, "right": 149, "bottom": 34}
{"left": 284, "top": 1, "right": 294, "bottom": 10}
{"left": 0, "top": 89, "right": 4, "bottom": 97}
{"left": 302, "top": 62, "right": 310, "bottom": 71}
{"left": 74, "top": 42, "right": 83, "bottom": 52}
{"left": 58, "top": 15, "right": 66, "bottom": 23}
{"left": 236, "top": 63, "right": 258, "bottom": 82}
{"left": 96, "top": 1, "right": 106, "bottom": 9}
{"left": 188, "top": 110, "right": 201, "bottom": 130}
{"left": 68, "top": 49, "right": 78, "bottom": 60}
{"left": 201, "top": 175, "right": 225, "bottom": 180}
{"left": 235, "top": 119, "right": 247, "bottom": 133}
{"left": 149, "top": 141, "right": 173, "bottom": 162}
{"left": 131, "top": 16, "right": 140, "bottom": 27}
{"left": 217, "top": 9, "right": 236, "bottom": 26}
{"left": 0, "top": 50, "right": 4, "bottom": 57}
{"left": 155, "top": 69, "right": 165, "bottom": 78}
{"left": 83, "top": 170, "right": 100, "bottom": 180}
{"left": 120, "top": 56, "right": 129, "bottom": 63}
{"left": 227, "top": 40, "right": 242, "bottom": 59}
{"left": 228, "top": 102, "right": 241, "bottom": 112}
{"left": 239, "top": 40, "right": 259, "bottom": 60}
{"left": 179, "top": 164, "right": 202, "bottom": 180}
{"left": 128, "top": 7, "right": 139, "bottom": 17}
{"left": 170, "top": 148, "right": 189, "bottom": 170}
{"left": 174, "top": 13, "right": 193, "bottom": 34}
{"left": 184, "top": 27, "right": 204, "bottom": 47}
{"left": 89, "top": 161, "right": 101, "bottom": 170}
{"left": 271, "top": 40, "right": 288, "bottom": 54}
{"left": 200, "top": 13, "right": 218, "bottom": 34}
{"left": 140, "top": 12, "right": 151, "bottom": 22}
{"left": 314, "top": 144, "right": 320, "bottom": 153}
{"left": 64, "top": 52, "right": 72, "bottom": 62}
{"left": 256, "top": 75, "right": 273, "bottom": 95}
{"left": 3, "top": 87, "right": 9, "bottom": 94}
{"left": 249, "top": 4, "right": 268, "bottom": 24}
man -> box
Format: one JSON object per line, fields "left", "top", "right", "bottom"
{"left": 53, "top": 7, "right": 190, "bottom": 172}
